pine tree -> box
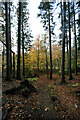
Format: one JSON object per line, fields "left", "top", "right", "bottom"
{"left": 73, "top": 2, "right": 77, "bottom": 75}
{"left": 68, "top": 2, "right": 72, "bottom": 80}
{"left": 9, "top": 2, "right": 12, "bottom": 76}
{"left": 61, "top": 2, "right": 66, "bottom": 83}
{"left": 5, "top": 2, "right": 10, "bottom": 80}
{"left": 17, "top": 2, "right": 22, "bottom": 80}
{"left": 38, "top": 2, "right": 55, "bottom": 79}
{"left": 22, "top": 2, "right": 32, "bottom": 77}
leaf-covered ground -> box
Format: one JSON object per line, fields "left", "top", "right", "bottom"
{"left": 2, "top": 73, "right": 80, "bottom": 120}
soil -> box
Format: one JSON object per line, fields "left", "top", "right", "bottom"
{"left": 2, "top": 73, "right": 80, "bottom": 120}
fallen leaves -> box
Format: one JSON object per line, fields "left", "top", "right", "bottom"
{"left": 2, "top": 73, "right": 80, "bottom": 120}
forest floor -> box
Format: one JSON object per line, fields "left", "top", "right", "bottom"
{"left": 2, "top": 73, "right": 80, "bottom": 120}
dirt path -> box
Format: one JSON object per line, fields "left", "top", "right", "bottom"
{"left": 2, "top": 74, "right": 80, "bottom": 120}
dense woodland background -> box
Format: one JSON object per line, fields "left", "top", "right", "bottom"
{"left": 0, "top": 1, "right": 80, "bottom": 81}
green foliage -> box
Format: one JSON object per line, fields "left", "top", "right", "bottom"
{"left": 49, "top": 84, "right": 55, "bottom": 89}
{"left": 51, "top": 89, "right": 55, "bottom": 95}
{"left": 27, "top": 77, "right": 39, "bottom": 82}
{"left": 72, "top": 83, "right": 80, "bottom": 87}
{"left": 49, "top": 84, "right": 56, "bottom": 97}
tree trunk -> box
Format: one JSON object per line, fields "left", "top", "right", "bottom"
{"left": 61, "top": 0, "right": 63, "bottom": 37}
{"left": 9, "top": 2, "right": 12, "bottom": 77}
{"left": 68, "top": 2, "right": 72, "bottom": 80}
{"left": 78, "top": 2, "right": 80, "bottom": 50}
{"left": 48, "top": 9, "right": 52, "bottom": 79}
{"left": 44, "top": 34, "right": 49, "bottom": 79}
{"left": 65, "top": 10, "right": 69, "bottom": 75}
{"left": 2, "top": 24, "right": 5, "bottom": 79}
{"left": 17, "top": 2, "right": 22, "bottom": 80}
{"left": 22, "top": 5, "right": 25, "bottom": 77}
{"left": 61, "top": 2, "right": 66, "bottom": 83}
{"left": 13, "top": 53, "right": 15, "bottom": 78}
{"left": 5, "top": 2, "right": 10, "bottom": 80}
{"left": 73, "top": 3, "right": 77, "bottom": 75}
{"left": 66, "top": 38, "right": 69, "bottom": 75}
{"left": 37, "top": 38, "right": 39, "bottom": 77}
{"left": 2, "top": 45, "right": 4, "bottom": 79}
{"left": 46, "top": 49, "right": 49, "bottom": 79}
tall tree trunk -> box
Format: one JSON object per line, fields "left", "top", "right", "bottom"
{"left": 9, "top": 2, "right": 12, "bottom": 76}
{"left": 61, "top": 0, "right": 63, "bottom": 38}
{"left": 5, "top": 2, "right": 10, "bottom": 80}
{"left": 17, "top": 2, "right": 22, "bottom": 80}
{"left": 66, "top": 38, "right": 69, "bottom": 75}
{"left": 2, "top": 24, "right": 5, "bottom": 79}
{"left": 13, "top": 53, "right": 15, "bottom": 78}
{"left": 46, "top": 55, "right": 49, "bottom": 79}
{"left": 73, "top": 3, "right": 77, "bottom": 75}
{"left": 68, "top": 2, "right": 72, "bottom": 80}
{"left": 2, "top": 45, "right": 4, "bottom": 79}
{"left": 44, "top": 34, "right": 49, "bottom": 79}
{"left": 65, "top": 17, "right": 69, "bottom": 75}
{"left": 22, "top": 33, "right": 25, "bottom": 77}
{"left": 48, "top": 9, "right": 52, "bottom": 79}
{"left": 22, "top": 7, "right": 25, "bottom": 77}
{"left": 37, "top": 38, "right": 39, "bottom": 77}
{"left": 61, "top": 2, "right": 66, "bottom": 83}
{"left": 78, "top": 2, "right": 80, "bottom": 50}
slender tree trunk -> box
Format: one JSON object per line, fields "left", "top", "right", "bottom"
{"left": 17, "top": 2, "right": 22, "bottom": 80}
{"left": 22, "top": 6, "right": 25, "bottom": 77}
{"left": 68, "top": 2, "right": 72, "bottom": 80}
{"left": 45, "top": 46, "right": 49, "bottom": 79}
{"left": 5, "top": 2, "right": 10, "bottom": 80}
{"left": 61, "top": 2, "right": 66, "bottom": 83}
{"left": 37, "top": 39, "right": 39, "bottom": 77}
{"left": 44, "top": 34, "right": 49, "bottom": 79}
{"left": 66, "top": 38, "right": 69, "bottom": 75}
{"left": 61, "top": 0, "right": 63, "bottom": 37}
{"left": 9, "top": 2, "right": 12, "bottom": 76}
{"left": 2, "top": 45, "right": 4, "bottom": 79}
{"left": 2, "top": 24, "right": 5, "bottom": 79}
{"left": 13, "top": 53, "right": 15, "bottom": 78}
{"left": 22, "top": 33, "right": 25, "bottom": 77}
{"left": 78, "top": 2, "right": 80, "bottom": 50}
{"left": 73, "top": 3, "right": 77, "bottom": 75}
{"left": 48, "top": 9, "right": 52, "bottom": 79}
{"left": 65, "top": 16, "right": 69, "bottom": 75}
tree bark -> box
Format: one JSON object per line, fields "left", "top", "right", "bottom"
{"left": 13, "top": 53, "right": 15, "bottom": 78}
{"left": 78, "top": 2, "right": 80, "bottom": 50}
{"left": 61, "top": 2, "right": 66, "bottom": 83}
{"left": 9, "top": 2, "right": 12, "bottom": 76}
{"left": 68, "top": 2, "right": 72, "bottom": 80}
{"left": 22, "top": 5, "right": 25, "bottom": 77}
{"left": 61, "top": 0, "right": 63, "bottom": 38}
{"left": 37, "top": 38, "right": 39, "bottom": 77}
{"left": 73, "top": 2, "right": 77, "bottom": 75}
{"left": 44, "top": 34, "right": 49, "bottom": 79}
{"left": 5, "top": 2, "right": 10, "bottom": 80}
{"left": 66, "top": 38, "right": 69, "bottom": 75}
{"left": 2, "top": 45, "right": 4, "bottom": 79}
{"left": 17, "top": 2, "right": 22, "bottom": 80}
{"left": 48, "top": 9, "right": 52, "bottom": 79}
